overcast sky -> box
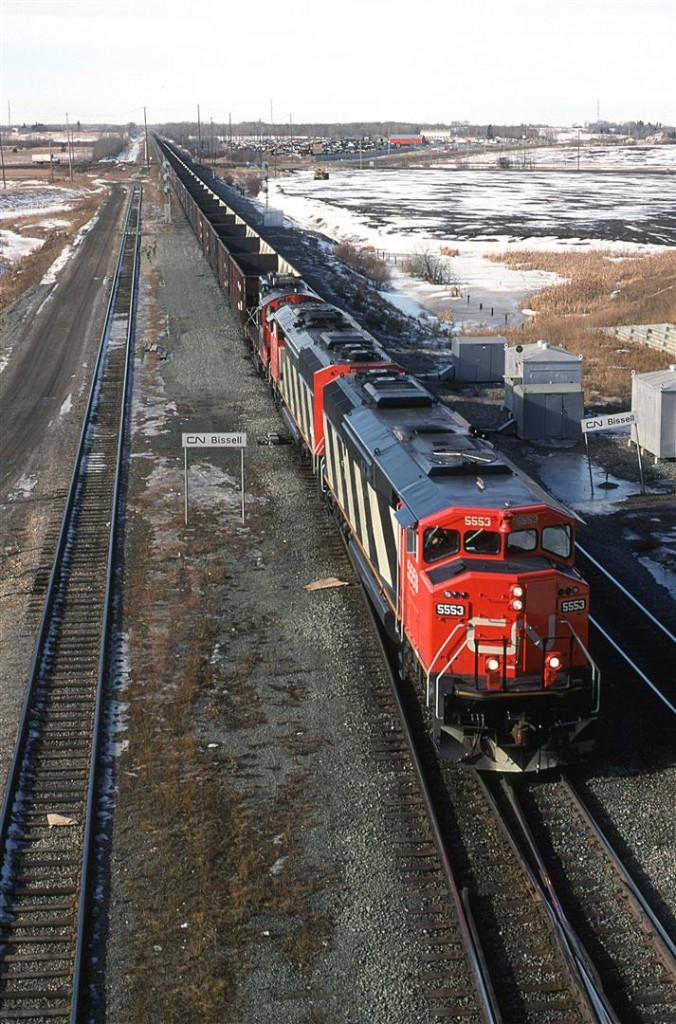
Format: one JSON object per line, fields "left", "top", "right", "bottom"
{"left": 1, "top": 0, "right": 674, "bottom": 127}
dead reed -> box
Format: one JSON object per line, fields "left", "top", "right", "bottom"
{"left": 488, "top": 249, "right": 676, "bottom": 401}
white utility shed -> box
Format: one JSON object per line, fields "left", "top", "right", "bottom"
{"left": 631, "top": 365, "right": 676, "bottom": 459}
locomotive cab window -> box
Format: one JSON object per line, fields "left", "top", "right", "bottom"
{"left": 542, "top": 524, "right": 571, "bottom": 559}
{"left": 423, "top": 527, "right": 460, "bottom": 563}
{"left": 506, "top": 528, "right": 538, "bottom": 554}
{"left": 464, "top": 529, "right": 501, "bottom": 555}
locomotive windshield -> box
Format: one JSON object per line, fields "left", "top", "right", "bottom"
{"left": 542, "top": 524, "right": 572, "bottom": 558}
{"left": 423, "top": 527, "right": 460, "bottom": 563}
{"left": 506, "top": 529, "right": 538, "bottom": 553}
{"left": 464, "top": 529, "right": 501, "bottom": 555}
{"left": 505, "top": 523, "right": 572, "bottom": 559}
{"left": 423, "top": 522, "right": 572, "bottom": 564}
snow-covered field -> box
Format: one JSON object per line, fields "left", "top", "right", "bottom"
{"left": 442, "top": 142, "right": 675, "bottom": 174}
{"left": 0, "top": 183, "right": 94, "bottom": 274}
{"left": 0, "top": 183, "right": 86, "bottom": 221}
{"left": 268, "top": 152, "right": 675, "bottom": 331}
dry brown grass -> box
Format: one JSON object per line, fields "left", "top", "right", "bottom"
{"left": 487, "top": 249, "right": 676, "bottom": 401}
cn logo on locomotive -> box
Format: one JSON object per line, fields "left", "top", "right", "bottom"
{"left": 435, "top": 603, "right": 466, "bottom": 617}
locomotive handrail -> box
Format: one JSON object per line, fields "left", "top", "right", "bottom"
{"left": 426, "top": 623, "right": 467, "bottom": 706}
{"left": 557, "top": 619, "right": 601, "bottom": 714}
{"left": 434, "top": 634, "right": 472, "bottom": 722}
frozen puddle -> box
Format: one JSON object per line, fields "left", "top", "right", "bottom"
{"left": 535, "top": 448, "right": 659, "bottom": 514}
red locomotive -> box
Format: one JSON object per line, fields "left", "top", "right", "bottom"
{"left": 255, "top": 275, "right": 599, "bottom": 772}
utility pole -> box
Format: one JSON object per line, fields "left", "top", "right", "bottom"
{"left": 197, "top": 104, "right": 202, "bottom": 159}
{"left": 210, "top": 117, "right": 214, "bottom": 164}
{"left": 65, "top": 111, "right": 74, "bottom": 181}
{"left": 289, "top": 112, "right": 293, "bottom": 153}
{"left": 0, "top": 126, "right": 6, "bottom": 190}
{"left": 229, "top": 111, "right": 233, "bottom": 163}
{"left": 143, "top": 106, "right": 150, "bottom": 171}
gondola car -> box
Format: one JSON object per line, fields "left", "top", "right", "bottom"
{"left": 261, "top": 278, "right": 599, "bottom": 771}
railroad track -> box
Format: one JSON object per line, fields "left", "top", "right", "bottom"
{"left": 352, "top": 586, "right": 496, "bottom": 1022}
{"left": 289, "top": 459, "right": 676, "bottom": 1023}
{"left": 493, "top": 773, "right": 676, "bottom": 1023}
{"left": 576, "top": 543, "right": 676, "bottom": 710}
{"left": 0, "top": 186, "right": 142, "bottom": 1023}
{"left": 290, "top": 464, "right": 491, "bottom": 1022}
{"left": 344, "top": 540, "right": 675, "bottom": 1022}
{"left": 337, "top": 538, "right": 588, "bottom": 1022}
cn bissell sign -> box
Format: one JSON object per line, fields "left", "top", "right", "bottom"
{"left": 580, "top": 412, "right": 636, "bottom": 435}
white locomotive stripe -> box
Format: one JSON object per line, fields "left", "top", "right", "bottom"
{"left": 292, "top": 365, "right": 310, "bottom": 447}
{"left": 298, "top": 371, "right": 308, "bottom": 439}
{"left": 297, "top": 369, "right": 307, "bottom": 438}
{"left": 279, "top": 350, "right": 289, "bottom": 403}
{"left": 331, "top": 429, "right": 345, "bottom": 509}
{"left": 324, "top": 418, "right": 334, "bottom": 481}
{"left": 341, "top": 444, "right": 356, "bottom": 528}
{"left": 389, "top": 505, "right": 401, "bottom": 564}
{"left": 290, "top": 364, "right": 301, "bottom": 426}
{"left": 368, "top": 483, "right": 392, "bottom": 587}
{"left": 303, "top": 382, "right": 314, "bottom": 449}
{"left": 354, "top": 466, "right": 370, "bottom": 559}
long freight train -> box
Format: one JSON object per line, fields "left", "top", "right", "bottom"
{"left": 157, "top": 139, "right": 600, "bottom": 772}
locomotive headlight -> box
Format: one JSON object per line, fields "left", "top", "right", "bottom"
{"left": 486, "top": 656, "right": 500, "bottom": 672}
{"left": 544, "top": 652, "right": 563, "bottom": 688}
{"left": 510, "top": 584, "right": 525, "bottom": 612}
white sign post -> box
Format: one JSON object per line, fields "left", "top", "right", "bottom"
{"left": 580, "top": 412, "right": 644, "bottom": 495}
{"left": 182, "top": 431, "right": 248, "bottom": 526}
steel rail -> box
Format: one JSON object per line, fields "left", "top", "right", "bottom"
{"left": 356, "top": 588, "right": 503, "bottom": 1024}
{"left": 590, "top": 615, "right": 676, "bottom": 714}
{"left": 70, "top": 185, "right": 143, "bottom": 1024}
{"left": 495, "top": 777, "right": 622, "bottom": 1024}
{"left": 562, "top": 775, "right": 676, "bottom": 969}
{"left": 577, "top": 543, "right": 676, "bottom": 646}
